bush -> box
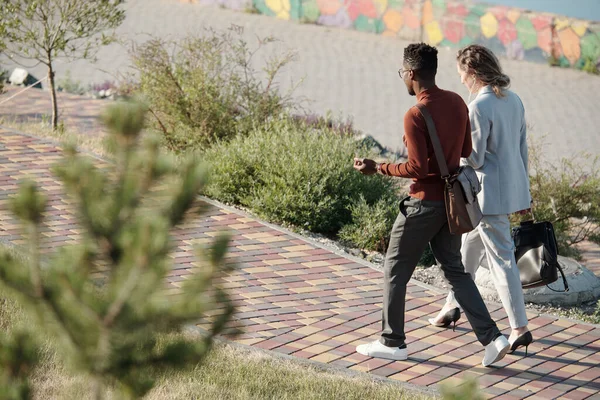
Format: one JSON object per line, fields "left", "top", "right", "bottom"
{"left": 0, "top": 36, "right": 5, "bottom": 93}
{"left": 339, "top": 195, "right": 398, "bottom": 252}
{"left": 291, "top": 112, "right": 361, "bottom": 137}
{"left": 592, "top": 300, "right": 600, "bottom": 324}
{"left": 0, "top": 70, "right": 5, "bottom": 94}
{"left": 56, "top": 70, "right": 87, "bottom": 95}
{"left": 582, "top": 57, "right": 600, "bottom": 75}
{"left": 203, "top": 117, "right": 400, "bottom": 234}
{"left": 0, "top": 64, "right": 7, "bottom": 94}
{"left": 130, "top": 26, "right": 297, "bottom": 152}
{"left": 512, "top": 139, "right": 600, "bottom": 258}
{"left": 418, "top": 246, "right": 436, "bottom": 267}
{"left": 338, "top": 196, "right": 439, "bottom": 266}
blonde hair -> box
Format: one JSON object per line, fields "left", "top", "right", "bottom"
{"left": 456, "top": 45, "right": 510, "bottom": 98}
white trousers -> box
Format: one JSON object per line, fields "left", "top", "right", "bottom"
{"left": 446, "top": 214, "right": 528, "bottom": 329}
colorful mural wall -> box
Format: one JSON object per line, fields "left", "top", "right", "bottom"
{"left": 553, "top": 18, "right": 600, "bottom": 69}
{"left": 180, "top": 0, "right": 600, "bottom": 71}
{"left": 421, "top": 1, "right": 600, "bottom": 69}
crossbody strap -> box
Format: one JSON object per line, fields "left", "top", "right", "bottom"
{"left": 415, "top": 104, "right": 450, "bottom": 179}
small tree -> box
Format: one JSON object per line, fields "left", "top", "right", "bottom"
{"left": 0, "top": 0, "right": 126, "bottom": 129}
{"left": 0, "top": 101, "right": 235, "bottom": 399}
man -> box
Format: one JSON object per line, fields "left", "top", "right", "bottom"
{"left": 353, "top": 43, "right": 510, "bottom": 367}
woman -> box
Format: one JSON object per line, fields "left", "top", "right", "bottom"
{"left": 428, "top": 44, "right": 533, "bottom": 355}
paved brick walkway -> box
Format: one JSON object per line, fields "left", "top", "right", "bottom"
{"left": 0, "top": 87, "right": 106, "bottom": 136}
{"left": 1, "top": 127, "right": 600, "bottom": 399}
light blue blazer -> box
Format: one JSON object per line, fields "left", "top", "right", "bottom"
{"left": 462, "top": 86, "right": 531, "bottom": 215}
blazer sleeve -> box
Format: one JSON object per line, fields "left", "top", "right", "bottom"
{"left": 464, "top": 104, "right": 489, "bottom": 170}
{"left": 519, "top": 103, "right": 529, "bottom": 175}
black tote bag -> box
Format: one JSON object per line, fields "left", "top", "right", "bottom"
{"left": 512, "top": 220, "right": 569, "bottom": 291}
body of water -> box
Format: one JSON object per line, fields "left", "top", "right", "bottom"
{"left": 480, "top": 0, "right": 600, "bottom": 21}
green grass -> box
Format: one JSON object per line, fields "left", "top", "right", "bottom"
{"left": 24, "top": 337, "right": 432, "bottom": 400}
{"left": 144, "top": 343, "right": 431, "bottom": 400}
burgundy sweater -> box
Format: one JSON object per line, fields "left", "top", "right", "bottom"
{"left": 379, "top": 86, "right": 472, "bottom": 201}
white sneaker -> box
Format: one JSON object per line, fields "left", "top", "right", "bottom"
{"left": 356, "top": 340, "right": 408, "bottom": 361}
{"left": 482, "top": 335, "right": 510, "bottom": 367}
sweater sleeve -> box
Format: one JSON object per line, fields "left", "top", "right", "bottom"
{"left": 380, "top": 107, "right": 429, "bottom": 179}
{"left": 462, "top": 106, "right": 473, "bottom": 158}
{"left": 519, "top": 100, "right": 528, "bottom": 175}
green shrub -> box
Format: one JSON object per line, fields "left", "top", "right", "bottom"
{"left": 512, "top": 139, "right": 600, "bottom": 258}
{"left": 0, "top": 65, "right": 6, "bottom": 94}
{"left": 592, "top": 300, "right": 600, "bottom": 324}
{"left": 339, "top": 195, "right": 398, "bottom": 252}
{"left": 1, "top": 35, "right": 6, "bottom": 94}
{"left": 582, "top": 57, "right": 600, "bottom": 75}
{"left": 418, "top": 246, "right": 436, "bottom": 267}
{"left": 292, "top": 112, "right": 361, "bottom": 137}
{"left": 337, "top": 196, "right": 439, "bottom": 265}
{"left": 130, "top": 27, "right": 297, "bottom": 152}
{"left": 203, "top": 117, "right": 399, "bottom": 234}
{"left": 56, "top": 70, "right": 87, "bottom": 95}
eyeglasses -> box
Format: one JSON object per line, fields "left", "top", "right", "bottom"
{"left": 398, "top": 68, "right": 411, "bottom": 78}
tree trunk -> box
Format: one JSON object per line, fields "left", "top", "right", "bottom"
{"left": 47, "top": 62, "right": 58, "bottom": 130}
{"left": 93, "top": 377, "right": 104, "bottom": 400}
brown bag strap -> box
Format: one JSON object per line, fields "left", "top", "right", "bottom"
{"left": 415, "top": 104, "right": 450, "bottom": 179}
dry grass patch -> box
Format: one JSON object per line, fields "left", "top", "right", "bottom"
{"left": 0, "top": 118, "right": 108, "bottom": 158}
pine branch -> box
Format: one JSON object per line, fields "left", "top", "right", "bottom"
{"left": 109, "top": 148, "right": 156, "bottom": 252}
{"left": 56, "top": 271, "right": 103, "bottom": 327}
{"left": 103, "top": 246, "right": 151, "bottom": 328}
{"left": 26, "top": 223, "right": 42, "bottom": 298}
{"left": 37, "top": 288, "right": 87, "bottom": 355}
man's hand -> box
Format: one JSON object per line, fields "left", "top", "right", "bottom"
{"left": 353, "top": 158, "right": 378, "bottom": 175}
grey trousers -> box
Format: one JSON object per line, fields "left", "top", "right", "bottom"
{"left": 445, "top": 214, "right": 529, "bottom": 329}
{"left": 380, "top": 196, "right": 501, "bottom": 348}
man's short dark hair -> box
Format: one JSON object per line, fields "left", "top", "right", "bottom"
{"left": 403, "top": 43, "right": 438, "bottom": 80}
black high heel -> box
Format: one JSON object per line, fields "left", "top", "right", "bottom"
{"left": 509, "top": 331, "right": 533, "bottom": 356}
{"left": 428, "top": 308, "right": 461, "bottom": 331}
